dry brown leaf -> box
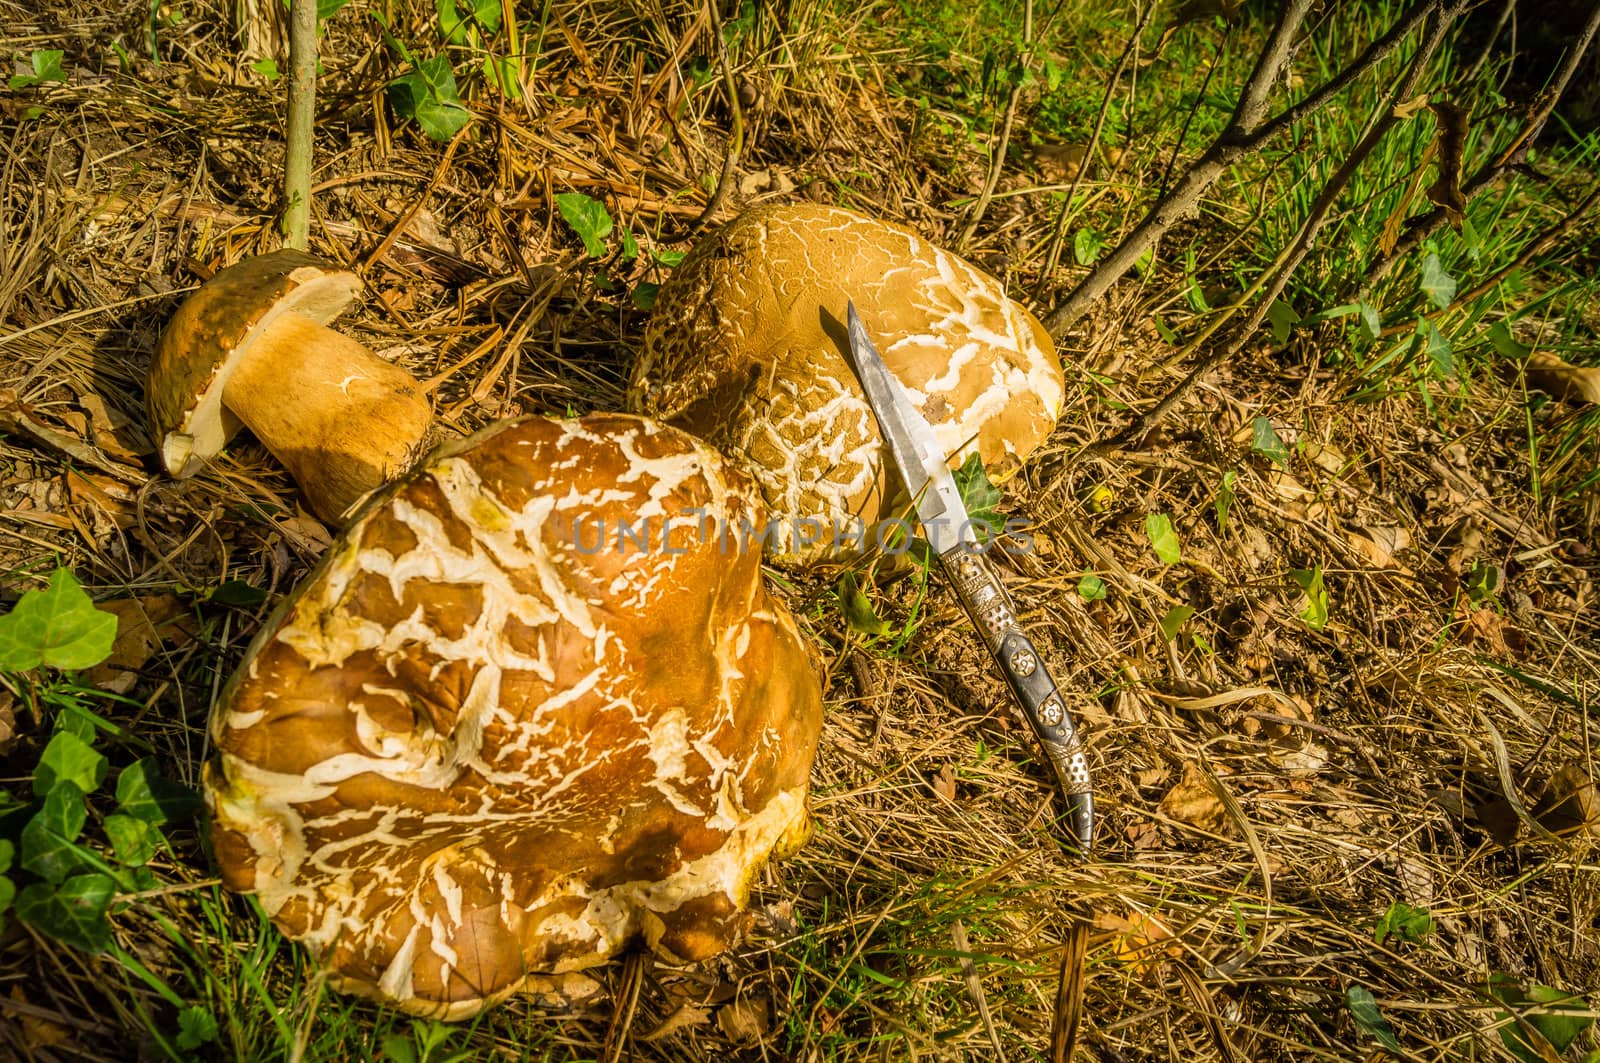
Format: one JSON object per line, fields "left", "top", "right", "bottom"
{"left": 1092, "top": 908, "right": 1181, "bottom": 975}
{"left": 1027, "top": 143, "right": 1086, "bottom": 183}
{"left": 280, "top": 513, "right": 335, "bottom": 554}
{"left": 0, "top": 691, "right": 14, "bottom": 755}
{"left": 1136, "top": 765, "right": 1171, "bottom": 789}
{"left": 521, "top": 971, "right": 604, "bottom": 1009}
{"left": 1534, "top": 764, "right": 1600, "bottom": 838}
{"left": 1474, "top": 796, "right": 1521, "bottom": 848}
{"left": 1160, "top": 765, "right": 1231, "bottom": 836}
{"left": 83, "top": 595, "right": 193, "bottom": 693}
{"left": 11, "top": 987, "right": 70, "bottom": 1050}
{"left": 0, "top": 388, "right": 145, "bottom": 486}
{"left": 1379, "top": 139, "right": 1435, "bottom": 256}
{"left": 1457, "top": 605, "right": 1527, "bottom": 658}
{"left": 1266, "top": 469, "right": 1329, "bottom": 523}
{"left": 1302, "top": 440, "right": 1350, "bottom": 476}
{"left": 1393, "top": 93, "right": 1431, "bottom": 119}
{"left": 1525, "top": 350, "right": 1600, "bottom": 404}
{"left": 78, "top": 392, "right": 149, "bottom": 460}
{"left": 716, "top": 998, "right": 770, "bottom": 1043}
{"left": 1344, "top": 532, "right": 1393, "bottom": 569}
{"left": 1347, "top": 524, "right": 1410, "bottom": 570}
{"left": 933, "top": 762, "right": 958, "bottom": 802}
{"left": 737, "top": 168, "right": 794, "bottom": 197}
{"left": 639, "top": 1003, "right": 713, "bottom": 1042}
{"left": 65, "top": 469, "right": 138, "bottom": 531}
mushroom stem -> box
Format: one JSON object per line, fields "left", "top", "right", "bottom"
{"left": 221, "top": 312, "right": 432, "bottom": 523}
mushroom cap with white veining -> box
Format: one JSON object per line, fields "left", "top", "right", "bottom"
{"left": 204, "top": 413, "right": 824, "bottom": 1019}
{"left": 630, "top": 203, "right": 1064, "bottom": 560}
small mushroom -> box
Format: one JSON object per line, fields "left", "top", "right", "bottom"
{"left": 204, "top": 412, "right": 824, "bottom": 1019}
{"left": 629, "top": 203, "right": 1064, "bottom": 560}
{"left": 147, "top": 250, "right": 434, "bottom": 523}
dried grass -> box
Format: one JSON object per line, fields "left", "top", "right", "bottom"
{"left": 2, "top": 1, "right": 1599, "bottom": 1060}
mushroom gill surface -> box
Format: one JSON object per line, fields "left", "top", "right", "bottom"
{"left": 205, "top": 413, "right": 823, "bottom": 1019}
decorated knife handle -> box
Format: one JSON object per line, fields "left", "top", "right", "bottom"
{"left": 937, "top": 546, "right": 1095, "bottom": 851}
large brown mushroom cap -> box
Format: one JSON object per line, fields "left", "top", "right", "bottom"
{"left": 629, "top": 203, "right": 1064, "bottom": 559}
{"left": 204, "top": 413, "right": 823, "bottom": 1019}
{"left": 148, "top": 250, "right": 361, "bottom": 478}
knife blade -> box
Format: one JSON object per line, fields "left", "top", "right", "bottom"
{"left": 843, "top": 301, "right": 1094, "bottom": 853}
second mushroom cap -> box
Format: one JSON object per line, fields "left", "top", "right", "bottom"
{"left": 629, "top": 203, "right": 1065, "bottom": 560}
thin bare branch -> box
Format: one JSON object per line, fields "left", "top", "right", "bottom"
{"left": 686, "top": 0, "right": 744, "bottom": 237}
{"left": 1042, "top": 0, "right": 1447, "bottom": 335}
{"left": 1106, "top": 0, "right": 1467, "bottom": 449}
{"left": 1035, "top": 0, "right": 1159, "bottom": 291}
{"left": 1361, "top": 1, "right": 1600, "bottom": 292}
{"left": 1040, "top": 0, "right": 1315, "bottom": 334}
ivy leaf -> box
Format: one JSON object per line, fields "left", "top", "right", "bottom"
{"left": 35, "top": 731, "right": 107, "bottom": 797}
{"left": 177, "top": 1007, "right": 219, "bottom": 1051}
{"left": 836, "top": 572, "right": 889, "bottom": 636}
{"left": 1359, "top": 302, "right": 1381, "bottom": 340}
{"left": 0, "top": 569, "right": 118, "bottom": 673}
{"left": 1419, "top": 318, "right": 1455, "bottom": 377}
{"left": 652, "top": 248, "right": 686, "bottom": 268}
{"left": 21, "top": 783, "right": 90, "bottom": 883}
{"left": 1267, "top": 298, "right": 1301, "bottom": 344}
{"left": 555, "top": 192, "right": 614, "bottom": 258}
{"left": 619, "top": 227, "right": 640, "bottom": 263}
{"left": 1145, "top": 513, "right": 1181, "bottom": 565}
{"left": 1290, "top": 566, "right": 1329, "bottom": 631}
{"left": 105, "top": 814, "right": 159, "bottom": 867}
{"left": 1420, "top": 252, "right": 1457, "bottom": 310}
{"left": 1158, "top": 604, "right": 1194, "bottom": 641}
{"left": 437, "top": 0, "right": 468, "bottom": 44}
{"left": 382, "top": 1032, "right": 419, "bottom": 1063}
{"left": 1320, "top": 301, "right": 1382, "bottom": 339}
{"left": 116, "top": 759, "right": 198, "bottom": 825}
{"left": 1347, "top": 985, "right": 1402, "bottom": 1052}
{"left": 205, "top": 579, "right": 267, "bottom": 607}
{"left": 952, "top": 453, "right": 1005, "bottom": 542}
{"left": 1251, "top": 418, "right": 1290, "bottom": 467}
{"left": 1489, "top": 976, "right": 1594, "bottom": 1063}
{"left": 1373, "top": 900, "right": 1433, "bottom": 945}
{"left": 15, "top": 873, "right": 116, "bottom": 953}
{"left": 35, "top": 783, "right": 88, "bottom": 845}
{"left": 8, "top": 50, "right": 66, "bottom": 91}
{"left": 1487, "top": 322, "right": 1532, "bottom": 359}
{"left": 387, "top": 57, "right": 471, "bottom": 143}
{"left": 1077, "top": 574, "right": 1107, "bottom": 602}
{"left": 1215, "top": 470, "right": 1237, "bottom": 532}
{"left": 1073, "top": 228, "right": 1102, "bottom": 266}
{"left": 631, "top": 282, "right": 661, "bottom": 311}
{"left": 0, "top": 838, "right": 14, "bottom": 927}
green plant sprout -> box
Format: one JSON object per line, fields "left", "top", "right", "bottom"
{"left": 0, "top": 570, "right": 209, "bottom": 1052}
{"left": 1145, "top": 512, "right": 1181, "bottom": 565}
